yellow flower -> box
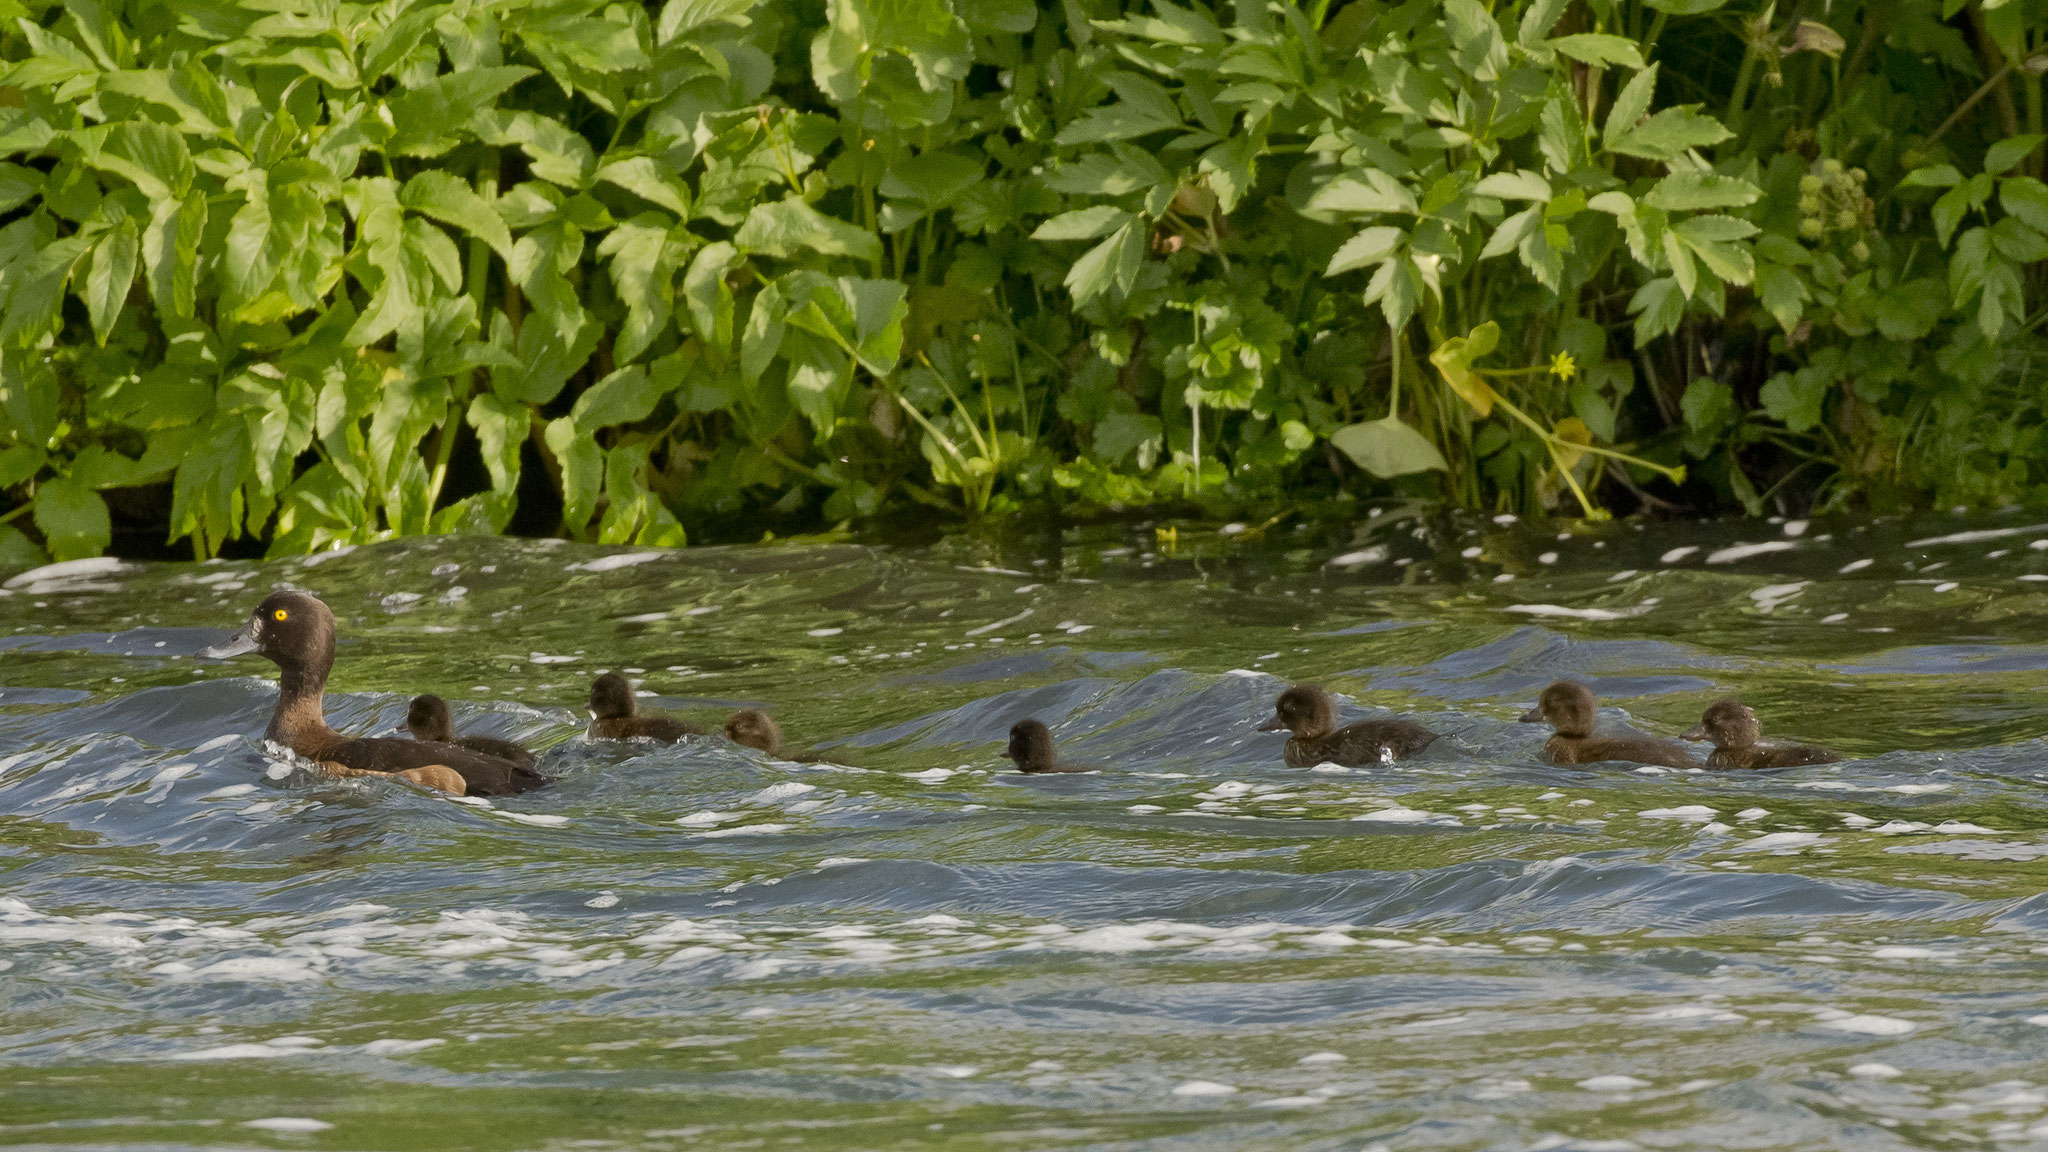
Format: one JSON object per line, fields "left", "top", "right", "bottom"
{"left": 1548, "top": 350, "right": 1578, "bottom": 382}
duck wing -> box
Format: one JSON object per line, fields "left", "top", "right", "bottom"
{"left": 1324, "top": 719, "right": 1440, "bottom": 764}
{"left": 1755, "top": 742, "right": 1842, "bottom": 768}
{"left": 325, "top": 736, "right": 549, "bottom": 796}
{"left": 1579, "top": 736, "right": 1698, "bottom": 769}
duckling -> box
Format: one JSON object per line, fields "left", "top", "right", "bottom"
{"left": 1001, "top": 719, "right": 1093, "bottom": 773}
{"left": 1258, "top": 684, "right": 1438, "bottom": 767}
{"left": 1683, "top": 698, "right": 1842, "bottom": 769}
{"left": 404, "top": 694, "right": 536, "bottom": 769}
{"left": 1517, "top": 680, "right": 1698, "bottom": 769}
{"left": 724, "top": 708, "right": 783, "bottom": 754}
{"left": 587, "top": 671, "right": 703, "bottom": 742}
{"left": 200, "top": 591, "right": 546, "bottom": 796}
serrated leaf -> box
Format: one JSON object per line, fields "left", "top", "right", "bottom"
{"left": 1900, "top": 164, "right": 1963, "bottom": 188}
{"left": 1325, "top": 226, "right": 1404, "bottom": 275}
{"left": 1330, "top": 415, "right": 1447, "bottom": 478}
{"left": 1055, "top": 72, "right": 1182, "bottom": 144}
{"left": 400, "top": 170, "right": 515, "bottom": 261}
{"left": 1473, "top": 170, "right": 1552, "bottom": 201}
{"left": 466, "top": 391, "right": 529, "bottom": 496}
{"left": 1064, "top": 219, "right": 1145, "bottom": 304}
{"left": 1610, "top": 105, "right": 1732, "bottom": 160}
{"left": 1031, "top": 205, "right": 1132, "bottom": 241}
{"left": 1604, "top": 63, "right": 1658, "bottom": 149}
{"left": 735, "top": 198, "right": 881, "bottom": 263}
{"left": 386, "top": 66, "right": 534, "bottom": 157}
{"left": 32, "top": 474, "right": 110, "bottom": 561}
{"left": 82, "top": 220, "right": 137, "bottom": 345}
{"left": 2003, "top": 177, "right": 2048, "bottom": 231}
{"left": 1306, "top": 171, "right": 1418, "bottom": 216}
{"left": 1548, "top": 33, "right": 1644, "bottom": 69}
{"left": 1754, "top": 262, "right": 1809, "bottom": 332}
{"left": 657, "top": 0, "right": 758, "bottom": 43}
{"left": 1644, "top": 171, "right": 1760, "bottom": 210}
{"left": 1985, "top": 134, "right": 2045, "bottom": 175}
{"left": 1629, "top": 276, "right": 1685, "bottom": 344}
{"left": 596, "top": 156, "right": 691, "bottom": 218}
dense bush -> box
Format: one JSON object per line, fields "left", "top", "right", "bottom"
{"left": 0, "top": 0, "right": 2043, "bottom": 563}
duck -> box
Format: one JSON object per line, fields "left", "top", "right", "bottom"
{"left": 1257, "top": 684, "right": 1438, "bottom": 767}
{"left": 587, "top": 671, "right": 703, "bottom": 742}
{"left": 200, "top": 590, "right": 547, "bottom": 796}
{"left": 1001, "top": 719, "right": 1093, "bottom": 773}
{"left": 1517, "top": 680, "right": 1698, "bottom": 768}
{"left": 724, "top": 708, "right": 784, "bottom": 755}
{"left": 1682, "top": 698, "right": 1842, "bottom": 769}
{"left": 403, "top": 694, "right": 536, "bottom": 769}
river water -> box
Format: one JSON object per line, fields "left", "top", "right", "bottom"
{"left": 5, "top": 509, "right": 2048, "bottom": 1149}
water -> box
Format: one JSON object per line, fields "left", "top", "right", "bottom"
{"left": 6, "top": 509, "right": 2048, "bottom": 1149}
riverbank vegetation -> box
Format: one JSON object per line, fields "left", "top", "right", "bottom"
{"left": 0, "top": 0, "right": 2044, "bottom": 563}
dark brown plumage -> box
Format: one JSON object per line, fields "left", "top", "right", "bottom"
{"left": 1258, "top": 685, "right": 1438, "bottom": 767}
{"left": 1682, "top": 697, "right": 1841, "bottom": 769}
{"left": 200, "top": 591, "right": 547, "bottom": 797}
{"left": 1518, "top": 680, "right": 1698, "bottom": 769}
{"left": 1001, "top": 719, "right": 1092, "bottom": 773}
{"left": 587, "top": 672, "right": 703, "bottom": 742}
{"left": 405, "top": 694, "right": 536, "bottom": 769}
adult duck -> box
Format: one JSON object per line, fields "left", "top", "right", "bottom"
{"left": 201, "top": 591, "right": 547, "bottom": 796}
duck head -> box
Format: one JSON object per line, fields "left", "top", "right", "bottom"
{"left": 405, "top": 694, "right": 453, "bottom": 742}
{"left": 201, "top": 590, "right": 335, "bottom": 693}
{"left": 1683, "top": 698, "right": 1759, "bottom": 749}
{"left": 1259, "top": 685, "right": 1335, "bottom": 739}
{"left": 589, "top": 672, "right": 636, "bottom": 720}
{"left": 1519, "top": 680, "right": 1597, "bottom": 738}
{"left": 1002, "top": 718, "right": 1057, "bottom": 771}
{"left": 725, "top": 708, "right": 783, "bottom": 755}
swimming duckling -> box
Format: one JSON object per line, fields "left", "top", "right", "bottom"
{"left": 587, "top": 671, "right": 703, "bottom": 742}
{"left": 1518, "top": 680, "right": 1698, "bottom": 769}
{"left": 1683, "top": 698, "right": 1842, "bottom": 769}
{"left": 724, "top": 708, "right": 781, "bottom": 754}
{"left": 1258, "top": 684, "right": 1438, "bottom": 767}
{"left": 1001, "top": 719, "right": 1093, "bottom": 773}
{"left": 404, "top": 694, "right": 537, "bottom": 769}
{"left": 200, "top": 591, "right": 545, "bottom": 796}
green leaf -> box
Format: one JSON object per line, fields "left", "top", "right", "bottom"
{"left": 467, "top": 391, "right": 530, "bottom": 496}
{"left": 1644, "top": 171, "right": 1761, "bottom": 211}
{"left": 0, "top": 523, "right": 46, "bottom": 572}
{"left": 1031, "top": 206, "right": 1132, "bottom": 241}
{"left": 544, "top": 415, "right": 604, "bottom": 534}
{"left": 1629, "top": 276, "right": 1685, "bottom": 344}
{"left": 599, "top": 216, "right": 677, "bottom": 365}
{"left": 74, "top": 121, "right": 193, "bottom": 201}
{"left": 1306, "top": 171, "right": 1418, "bottom": 216}
{"left": 1547, "top": 33, "right": 1644, "bottom": 69}
{"left": 1872, "top": 277, "right": 1946, "bottom": 341}
{"left": 142, "top": 189, "right": 207, "bottom": 320}
{"left": 1932, "top": 172, "right": 1993, "bottom": 247}
{"left": 475, "top": 109, "right": 597, "bottom": 187}
{"left": 82, "top": 220, "right": 138, "bottom": 345}
{"left": 1644, "top": 0, "right": 1727, "bottom": 10}
{"left": 1610, "top": 105, "right": 1732, "bottom": 160}
{"left": 1044, "top": 149, "right": 1167, "bottom": 197}
{"left": 401, "top": 171, "right": 515, "bottom": 261}
{"left": 3, "top": 236, "right": 89, "bottom": 345}
{"left": 657, "top": 0, "right": 760, "bottom": 43}
{"left": 0, "top": 163, "right": 39, "bottom": 212}
{"left": 2001, "top": 176, "right": 2048, "bottom": 232}
{"left": 1758, "top": 367, "right": 1826, "bottom": 433}
{"left": 1054, "top": 72, "right": 1182, "bottom": 144}
{"left": 1473, "top": 170, "right": 1552, "bottom": 201}
{"left": 1985, "top": 134, "right": 2045, "bottom": 175}
{"left": 1063, "top": 219, "right": 1145, "bottom": 305}
{"left": 595, "top": 156, "right": 692, "bottom": 218}
{"left": 1672, "top": 214, "right": 1757, "bottom": 283}
{"left": 1325, "top": 226, "right": 1405, "bottom": 275}
{"left": 571, "top": 365, "right": 663, "bottom": 429}
{"left": 1680, "top": 376, "right": 1733, "bottom": 434}
{"left": 735, "top": 197, "right": 882, "bottom": 263}
{"left": 386, "top": 66, "right": 535, "bottom": 157}
{"left": 1753, "top": 262, "right": 1809, "bottom": 332}
{"left": 32, "top": 474, "right": 111, "bottom": 561}
{"left": 1604, "top": 64, "right": 1658, "bottom": 149}
{"left": 1428, "top": 322, "right": 1502, "bottom": 416}
{"left": 683, "top": 241, "right": 738, "bottom": 348}
{"left": 1900, "top": 164, "right": 1963, "bottom": 189}
{"left": 1990, "top": 216, "right": 2048, "bottom": 263}
{"left": 223, "top": 170, "right": 275, "bottom": 306}
{"left": 811, "top": 0, "right": 971, "bottom": 105}
{"left": 1330, "top": 416, "right": 1448, "bottom": 478}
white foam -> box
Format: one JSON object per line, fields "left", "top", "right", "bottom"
{"left": 242, "top": 1118, "right": 333, "bottom": 1133}
{"left": 1728, "top": 832, "right": 1828, "bottom": 853}
{"left": 1640, "top": 806, "right": 1717, "bottom": 822}
{"left": 1660, "top": 546, "right": 1698, "bottom": 564}
{"left": 929, "top": 1064, "right": 979, "bottom": 1078}
{"left": 1820, "top": 1013, "right": 1915, "bottom": 1036}
{"left": 1299, "top": 1051, "right": 1347, "bottom": 1064}
{"left": 1850, "top": 1062, "right": 1903, "bottom": 1077}
{"left": 1127, "top": 805, "right": 1164, "bottom": 814}
{"left": 1749, "top": 582, "right": 1807, "bottom": 612}
{"left": 806, "top": 627, "right": 843, "bottom": 637}
{"left": 749, "top": 783, "right": 818, "bottom": 805}
{"left": 360, "top": 1038, "right": 445, "bottom": 1055}
{"left": 497, "top": 812, "right": 569, "bottom": 827}
{"left": 1171, "top": 1080, "right": 1237, "bottom": 1096}
{"left": 1907, "top": 524, "right": 2048, "bottom": 547}
{"left": 675, "top": 811, "right": 735, "bottom": 827}
{"left": 4, "top": 557, "right": 129, "bottom": 588}
{"left": 1503, "top": 603, "right": 1652, "bottom": 621}
{"left": 1783, "top": 520, "right": 1809, "bottom": 537}
{"left": 584, "top": 893, "right": 620, "bottom": 909}
{"left": 1352, "top": 807, "right": 1445, "bottom": 824}
{"left": 572, "top": 552, "right": 668, "bottom": 572}
{"left": 1706, "top": 541, "right": 1797, "bottom": 564}
{"left": 695, "top": 824, "right": 789, "bottom": 837}
{"left": 1328, "top": 548, "right": 1387, "bottom": 567}
{"left": 817, "top": 857, "right": 868, "bottom": 868}
{"left": 1577, "top": 1075, "right": 1650, "bottom": 1091}
{"left": 1871, "top": 946, "right": 1951, "bottom": 960}
{"left": 528, "top": 654, "right": 579, "bottom": 665}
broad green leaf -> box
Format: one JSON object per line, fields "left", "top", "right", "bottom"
{"left": 1325, "top": 226, "right": 1404, "bottom": 275}
{"left": 142, "top": 189, "right": 205, "bottom": 320}
{"left": 1629, "top": 276, "right": 1685, "bottom": 344}
{"left": 223, "top": 170, "right": 274, "bottom": 305}
{"left": 1031, "top": 206, "right": 1132, "bottom": 242}
{"left": 466, "top": 392, "right": 530, "bottom": 496}
{"left": 0, "top": 163, "right": 38, "bottom": 212}
{"left": 1547, "top": 33, "right": 1644, "bottom": 69}
{"left": 1056, "top": 72, "right": 1183, "bottom": 144}
{"left": 1481, "top": 205, "right": 1540, "bottom": 259}
{"left": 475, "top": 109, "right": 597, "bottom": 187}
{"left": 33, "top": 474, "right": 111, "bottom": 560}
{"left": 1429, "top": 322, "right": 1501, "bottom": 417}
{"left": 1932, "top": 172, "right": 1993, "bottom": 247}
{"left": 1644, "top": 171, "right": 1760, "bottom": 211}
{"left": 1900, "top": 164, "right": 1963, "bottom": 189}
{"left": 1605, "top": 64, "right": 1659, "bottom": 149}
{"left": 1872, "top": 277, "right": 1946, "bottom": 341}
{"left": 1990, "top": 216, "right": 2048, "bottom": 263}
{"left": 1044, "top": 149, "right": 1167, "bottom": 197}
{"left": 82, "top": 220, "right": 138, "bottom": 344}
{"left": 1753, "top": 262, "right": 1809, "bottom": 332}
{"left": 1680, "top": 376, "right": 1733, "bottom": 434}
{"left": 0, "top": 523, "right": 45, "bottom": 571}
{"left": 683, "top": 241, "right": 738, "bottom": 347}
{"left": 1306, "top": 171, "right": 1418, "bottom": 216}
{"left": 1672, "top": 214, "right": 1758, "bottom": 284}
{"left": 1063, "top": 219, "right": 1145, "bottom": 304}
{"left": 1985, "top": 134, "right": 2045, "bottom": 175}
{"left": 596, "top": 156, "right": 691, "bottom": 218}
{"left": 657, "top": 0, "right": 759, "bottom": 43}
{"left": 599, "top": 216, "right": 676, "bottom": 366}
{"left": 401, "top": 171, "right": 515, "bottom": 260}
{"left": 1473, "top": 170, "right": 1552, "bottom": 201}
{"left": 1610, "top": 105, "right": 1732, "bottom": 161}
{"left": 3, "top": 236, "right": 89, "bottom": 345}
{"left": 386, "top": 66, "right": 535, "bottom": 157}
{"left": 572, "top": 365, "right": 666, "bottom": 429}
{"left": 735, "top": 197, "right": 882, "bottom": 263}
{"left": 74, "top": 121, "right": 193, "bottom": 200}
{"left": 1330, "top": 415, "right": 1448, "bottom": 477}
{"left": 1517, "top": 0, "right": 1568, "bottom": 46}
{"left": 811, "top": 0, "right": 971, "bottom": 104}
{"left": 2001, "top": 176, "right": 2048, "bottom": 232}
{"left": 1758, "top": 368, "right": 1825, "bottom": 433}
{"left": 544, "top": 415, "right": 604, "bottom": 533}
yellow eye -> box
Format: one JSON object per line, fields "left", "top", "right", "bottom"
{"left": 273, "top": 609, "right": 289, "bottom": 621}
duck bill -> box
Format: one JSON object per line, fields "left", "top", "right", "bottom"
{"left": 1516, "top": 706, "right": 1544, "bottom": 723}
{"left": 199, "top": 620, "right": 259, "bottom": 659}
{"left": 1256, "top": 716, "right": 1286, "bottom": 732}
{"left": 1680, "top": 725, "right": 1708, "bottom": 742}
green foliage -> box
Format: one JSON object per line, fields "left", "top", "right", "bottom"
{"left": 0, "top": 0, "right": 2046, "bottom": 563}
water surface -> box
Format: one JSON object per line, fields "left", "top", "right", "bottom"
{"left": 7, "top": 510, "right": 2048, "bottom": 1149}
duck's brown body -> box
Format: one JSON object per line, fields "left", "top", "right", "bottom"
{"left": 1521, "top": 681, "right": 1698, "bottom": 769}
{"left": 1261, "top": 685, "right": 1438, "bottom": 767}
{"left": 406, "top": 694, "right": 536, "bottom": 769}
{"left": 1684, "top": 698, "right": 1842, "bottom": 770}
{"left": 587, "top": 672, "right": 703, "bottom": 743}
{"left": 203, "top": 592, "right": 547, "bottom": 797}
